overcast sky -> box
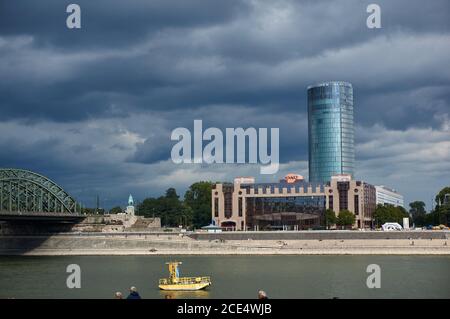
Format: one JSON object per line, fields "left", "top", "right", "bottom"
{"left": 0, "top": 0, "right": 449, "bottom": 210}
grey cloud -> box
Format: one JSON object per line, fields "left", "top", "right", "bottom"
{"left": 0, "top": 0, "right": 249, "bottom": 50}
{"left": 0, "top": 0, "right": 449, "bottom": 208}
{"left": 1, "top": 0, "right": 449, "bottom": 126}
{"left": 128, "top": 105, "right": 309, "bottom": 165}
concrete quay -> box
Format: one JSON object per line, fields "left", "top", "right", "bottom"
{"left": 188, "top": 230, "right": 450, "bottom": 241}
{"left": 0, "top": 231, "right": 449, "bottom": 256}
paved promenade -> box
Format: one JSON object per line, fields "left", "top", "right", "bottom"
{"left": 0, "top": 231, "right": 449, "bottom": 255}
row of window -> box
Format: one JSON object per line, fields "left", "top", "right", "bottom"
{"left": 310, "top": 156, "right": 355, "bottom": 161}
{"left": 310, "top": 140, "right": 354, "bottom": 146}
{"left": 310, "top": 142, "right": 354, "bottom": 148}
{"left": 310, "top": 144, "right": 353, "bottom": 149}
{"left": 215, "top": 194, "right": 364, "bottom": 218}
{"left": 310, "top": 160, "right": 354, "bottom": 165}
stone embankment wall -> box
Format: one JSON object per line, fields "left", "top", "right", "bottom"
{"left": 0, "top": 231, "right": 449, "bottom": 255}
{"left": 188, "top": 230, "right": 449, "bottom": 241}
{"left": 72, "top": 215, "right": 161, "bottom": 233}
{"left": 0, "top": 234, "right": 209, "bottom": 254}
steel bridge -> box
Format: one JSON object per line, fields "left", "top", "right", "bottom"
{"left": 0, "top": 168, "right": 82, "bottom": 222}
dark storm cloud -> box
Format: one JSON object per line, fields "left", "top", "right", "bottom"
{"left": 0, "top": 0, "right": 249, "bottom": 49}
{"left": 129, "top": 106, "right": 309, "bottom": 164}
{"left": 355, "top": 85, "right": 450, "bottom": 130}
{"left": 1, "top": 0, "right": 449, "bottom": 124}
{"left": 0, "top": 0, "right": 449, "bottom": 207}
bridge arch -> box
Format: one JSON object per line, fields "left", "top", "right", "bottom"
{"left": 0, "top": 168, "right": 78, "bottom": 214}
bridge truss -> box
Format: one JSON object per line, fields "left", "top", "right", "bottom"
{"left": 0, "top": 168, "right": 79, "bottom": 214}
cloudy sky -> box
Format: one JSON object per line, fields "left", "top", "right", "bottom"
{"left": 0, "top": 0, "right": 449, "bottom": 210}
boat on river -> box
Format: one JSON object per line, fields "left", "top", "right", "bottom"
{"left": 158, "top": 261, "right": 211, "bottom": 291}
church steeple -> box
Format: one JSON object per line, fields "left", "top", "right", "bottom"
{"left": 126, "top": 194, "right": 135, "bottom": 215}
{"left": 128, "top": 194, "right": 134, "bottom": 206}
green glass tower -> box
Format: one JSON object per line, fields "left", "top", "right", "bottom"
{"left": 307, "top": 81, "right": 354, "bottom": 183}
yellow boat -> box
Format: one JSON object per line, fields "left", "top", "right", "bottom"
{"left": 158, "top": 261, "right": 211, "bottom": 291}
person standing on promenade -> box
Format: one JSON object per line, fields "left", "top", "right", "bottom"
{"left": 114, "top": 292, "right": 123, "bottom": 299}
{"left": 258, "top": 290, "right": 268, "bottom": 299}
{"left": 126, "top": 286, "right": 142, "bottom": 299}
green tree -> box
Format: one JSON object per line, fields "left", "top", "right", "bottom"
{"left": 184, "top": 181, "right": 213, "bottom": 228}
{"left": 109, "top": 206, "right": 123, "bottom": 214}
{"left": 324, "top": 209, "right": 337, "bottom": 229}
{"left": 336, "top": 210, "right": 355, "bottom": 228}
{"left": 435, "top": 187, "right": 450, "bottom": 206}
{"left": 137, "top": 188, "right": 192, "bottom": 227}
{"left": 436, "top": 204, "right": 450, "bottom": 226}
{"left": 423, "top": 211, "right": 438, "bottom": 226}
{"left": 165, "top": 188, "right": 179, "bottom": 200}
{"left": 426, "top": 186, "right": 450, "bottom": 226}
{"left": 374, "top": 204, "right": 409, "bottom": 227}
{"left": 409, "top": 201, "right": 426, "bottom": 226}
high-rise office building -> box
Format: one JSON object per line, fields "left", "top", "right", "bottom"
{"left": 375, "top": 186, "right": 404, "bottom": 208}
{"left": 307, "top": 81, "right": 355, "bottom": 183}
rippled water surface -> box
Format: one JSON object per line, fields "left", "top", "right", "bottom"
{"left": 0, "top": 255, "right": 449, "bottom": 299}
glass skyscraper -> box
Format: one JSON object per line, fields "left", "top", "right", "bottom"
{"left": 307, "top": 81, "right": 354, "bottom": 183}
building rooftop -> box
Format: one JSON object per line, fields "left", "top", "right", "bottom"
{"left": 375, "top": 185, "right": 400, "bottom": 194}
{"left": 307, "top": 81, "right": 352, "bottom": 90}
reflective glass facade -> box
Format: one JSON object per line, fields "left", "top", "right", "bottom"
{"left": 308, "top": 81, "right": 354, "bottom": 183}
{"left": 246, "top": 196, "right": 326, "bottom": 230}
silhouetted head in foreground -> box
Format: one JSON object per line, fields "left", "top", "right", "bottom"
{"left": 258, "top": 290, "right": 268, "bottom": 299}
{"left": 127, "top": 286, "right": 141, "bottom": 299}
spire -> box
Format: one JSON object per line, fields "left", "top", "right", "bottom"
{"left": 128, "top": 194, "right": 134, "bottom": 206}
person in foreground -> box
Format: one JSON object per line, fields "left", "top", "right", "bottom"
{"left": 127, "top": 286, "right": 142, "bottom": 299}
{"left": 258, "top": 290, "right": 268, "bottom": 299}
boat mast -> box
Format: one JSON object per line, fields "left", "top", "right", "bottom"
{"left": 167, "top": 261, "right": 182, "bottom": 282}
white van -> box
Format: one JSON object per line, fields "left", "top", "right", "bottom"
{"left": 382, "top": 223, "right": 403, "bottom": 231}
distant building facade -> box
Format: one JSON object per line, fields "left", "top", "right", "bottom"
{"left": 328, "top": 174, "right": 376, "bottom": 229}
{"left": 212, "top": 174, "right": 376, "bottom": 231}
{"left": 307, "top": 81, "right": 355, "bottom": 183}
{"left": 375, "top": 186, "right": 404, "bottom": 208}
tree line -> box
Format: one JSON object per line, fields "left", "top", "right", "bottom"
{"left": 324, "top": 209, "right": 356, "bottom": 229}
{"left": 135, "top": 181, "right": 213, "bottom": 229}
{"left": 324, "top": 186, "right": 450, "bottom": 229}
{"left": 408, "top": 187, "right": 450, "bottom": 227}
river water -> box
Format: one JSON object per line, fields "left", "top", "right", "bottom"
{"left": 0, "top": 255, "right": 449, "bottom": 299}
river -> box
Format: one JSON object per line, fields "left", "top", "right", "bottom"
{"left": 0, "top": 255, "right": 449, "bottom": 299}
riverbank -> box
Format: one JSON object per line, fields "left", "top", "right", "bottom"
{"left": 1, "top": 232, "right": 449, "bottom": 255}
